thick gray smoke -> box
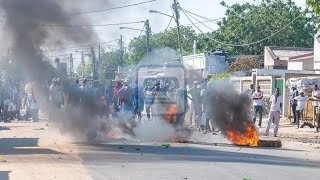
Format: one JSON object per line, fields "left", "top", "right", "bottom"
{"left": 1, "top": 0, "right": 98, "bottom": 81}
{"left": 205, "top": 80, "right": 254, "bottom": 135}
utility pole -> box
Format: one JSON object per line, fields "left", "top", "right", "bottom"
{"left": 98, "top": 44, "right": 101, "bottom": 64}
{"left": 145, "top": 19, "right": 151, "bottom": 53}
{"left": 173, "top": 0, "right": 183, "bottom": 60}
{"left": 81, "top": 51, "right": 85, "bottom": 77}
{"left": 91, "top": 47, "right": 98, "bottom": 80}
{"left": 145, "top": 19, "right": 151, "bottom": 67}
{"left": 119, "top": 35, "right": 124, "bottom": 65}
{"left": 69, "top": 53, "right": 74, "bottom": 77}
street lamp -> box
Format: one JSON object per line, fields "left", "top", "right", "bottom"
{"left": 149, "top": 10, "right": 175, "bottom": 19}
{"left": 119, "top": 27, "right": 144, "bottom": 32}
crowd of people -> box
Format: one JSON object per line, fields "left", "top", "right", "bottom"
{"left": 0, "top": 80, "right": 40, "bottom": 123}
{"left": 245, "top": 83, "right": 320, "bottom": 137}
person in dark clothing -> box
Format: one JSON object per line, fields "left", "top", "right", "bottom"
{"left": 290, "top": 85, "right": 299, "bottom": 124}
{"left": 252, "top": 85, "right": 264, "bottom": 127}
{"left": 118, "top": 80, "right": 134, "bottom": 112}
{"left": 133, "top": 82, "right": 144, "bottom": 123}
{"left": 105, "top": 85, "right": 113, "bottom": 118}
{"left": 175, "top": 87, "right": 188, "bottom": 128}
{"left": 68, "top": 79, "right": 81, "bottom": 107}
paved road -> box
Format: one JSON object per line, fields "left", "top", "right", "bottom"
{"left": 78, "top": 133, "right": 320, "bottom": 180}
{"left": 1, "top": 121, "right": 320, "bottom": 180}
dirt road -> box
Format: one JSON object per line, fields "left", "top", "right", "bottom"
{"left": 0, "top": 119, "right": 320, "bottom": 180}
{"left": 0, "top": 122, "right": 92, "bottom": 180}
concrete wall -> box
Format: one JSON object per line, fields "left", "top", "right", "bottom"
{"left": 183, "top": 53, "right": 227, "bottom": 78}
{"left": 205, "top": 54, "right": 228, "bottom": 76}
{"left": 288, "top": 61, "right": 303, "bottom": 70}
{"left": 264, "top": 47, "right": 275, "bottom": 69}
{"left": 314, "top": 34, "right": 320, "bottom": 70}
{"left": 230, "top": 76, "right": 273, "bottom": 96}
{"left": 303, "top": 59, "right": 314, "bottom": 71}
{"left": 288, "top": 59, "right": 314, "bottom": 71}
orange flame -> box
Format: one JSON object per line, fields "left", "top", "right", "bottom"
{"left": 107, "top": 131, "right": 117, "bottom": 139}
{"left": 226, "top": 123, "right": 259, "bottom": 147}
{"left": 164, "top": 104, "right": 177, "bottom": 123}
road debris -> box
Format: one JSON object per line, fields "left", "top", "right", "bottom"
{"left": 161, "top": 144, "right": 171, "bottom": 148}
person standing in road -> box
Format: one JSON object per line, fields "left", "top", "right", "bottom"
{"left": 187, "top": 81, "right": 199, "bottom": 128}
{"left": 133, "top": 81, "right": 144, "bottom": 123}
{"left": 252, "top": 85, "right": 264, "bottom": 127}
{"left": 246, "top": 84, "right": 255, "bottom": 98}
{"left": 312, "top": 84, "right": 320, "bottom": 126}
{"left": 294, "top": 91, "right": 308, "bottom": 128}
{"left": 290, "top": 85, "right": 299, "bottom": 124}
{"left": 265, "top": 88, "right": 282, "bottom": 137}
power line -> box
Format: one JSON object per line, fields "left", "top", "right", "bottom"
{"left": 181, "top": 7, "right": 304, "bottom": 47}
{"left": 182, "top": 8, "right": 223, "bottom": 22}
{"left": 139, "top": 23, "right": 146, "bottom": 37}
{"left": 41, "top": 21, "right": 144, "bottom": 27}
{"left": 165, "top": 13, "right": 175, "bottom": 31}
{"left": 43, "top": 39, "right": 120, "bottom": 52}
{"left": 183, "top": 19, "right": 220, "bottom": 27}
{"left": 184, "top": 9, "right": 216, "bottom": 31}
{"left": 70, "top": 0, "right": 157, "bottom": 15}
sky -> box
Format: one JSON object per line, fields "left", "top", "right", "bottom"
{"left": 0, "top": 0, "right": 307, "bottom": 64}
{"left": 90, "top": 0, "right": 307, "bottom": 46}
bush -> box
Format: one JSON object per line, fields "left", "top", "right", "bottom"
{"left": 210, "top": 72, "right": 230, "bottom": 82}
{"left": 229, "top": 56, "right": 261, "bottom": 76}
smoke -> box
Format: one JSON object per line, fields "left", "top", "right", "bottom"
{"left": 1, "top": 0, "right": 98, "bottom": 81}
{"left": 205, "top": 80, "right": 253, "bottom": 135}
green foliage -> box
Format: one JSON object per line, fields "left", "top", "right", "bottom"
{"left": 128, "top": 26, "right": 198, "bottom": 64}
{"left": 229, "top": 56, "right": 261, "bottom": 75}
{"left": 210, "top": 72, "right": 230, "bottom": 82}
{"left": 209, "top": 0, "right": 316, "bottom": 54}
{"left": 307, "top": 0, "right": 320, "bottom": 15}
{"left": 76, "top": 62, "right": 93, "bottom": 78}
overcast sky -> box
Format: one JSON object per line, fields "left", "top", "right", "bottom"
{"left": 0, "top": 0, "right": 306, "bottom": 63}
{"left": 90, "top": 0, "right": 307, "bottom": 47}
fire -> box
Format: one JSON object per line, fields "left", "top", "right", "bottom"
{"left": 164, "top": 104, "right": 177, "bottom": 123}
{"left": 225, "top": 123, "right": 259, "bottom": 147}
{"left": 107, "top": 131, "right": 117, "bottom": 139}
{"left": 170, "top": 136, "right": 188, "bottom": 143}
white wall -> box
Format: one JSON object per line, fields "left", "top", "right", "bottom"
{"left": 288, "top": 61, "right": 303, "bottom": 70}
{"left": 183, "top": 54, "right": 206, "bottom": 70}
{"left": 314, "top": 33, "right": 320, "bottom": 70}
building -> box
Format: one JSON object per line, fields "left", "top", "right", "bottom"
{"left": 264, "top": 46, "right": 313, "bottom": 69}
{"left": 287, "top": 52, "right": 314, "bottom": 71}
{"left": 182, "top": 52, "right": 228, "bottom": 79}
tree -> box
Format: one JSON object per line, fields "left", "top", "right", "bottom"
{"left": 211, "top": 0, "right": 316, "bottom": 55}
{"left": 229, "top": 56, "right": 261, "bottom": 75}
{"left": 76, "top": 62, "right": 92, "bottom": 78}
{"left": 98, "top": 50, "right": 128, "bottom": 82}
{"left": 128, "top": 26, "right": 198, "bottom": 64}
{"left": 307, "top": 0, "right": 320, "bottom": 15}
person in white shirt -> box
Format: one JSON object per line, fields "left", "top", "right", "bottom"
{"left": 252, "top": 85, "right": 264, "bottom": 127}
{"left": 294, "top": 91, "right": 308, "bottom": 128}
{"left": 246, "top": 84, "right": 255, "bottom": 98}
{"left": 312, "top": 84, "right": 320, "bottom": 127}
{"left": 265, "top": 88, "right": 282, "bottom": 137}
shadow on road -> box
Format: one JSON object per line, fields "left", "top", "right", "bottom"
{"left": 0, "top": 127, "right": 10, "bottom": 131}
{"left": 78, "top": 143, "right": 320, "bottom": 168}
{"left": 0, "top": 171, "right": 10, "bottom": 180}
{"left": 0, "top": 138, "right": 62, "bottom": 155}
